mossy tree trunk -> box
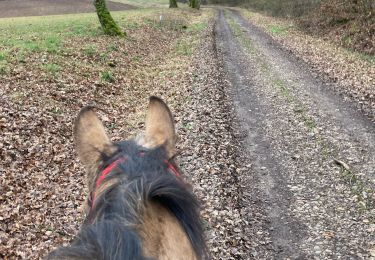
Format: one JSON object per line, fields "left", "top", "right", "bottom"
{"left": 189, "top": 0, "right": 200, "bottom": 9}
{"left": 169, "top": 0, "right": 178, "bottom": 8}
{"left": 93, "top": 0, "right": 125, "bottom": 36}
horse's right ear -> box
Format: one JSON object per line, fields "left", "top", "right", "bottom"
{"left": 143, "top": 96, "right": 176, "bottom": 158}
{"left": 74, "top": 107, "right": 115, "bottom": 173}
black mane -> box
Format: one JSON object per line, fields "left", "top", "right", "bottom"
{"left": 47, "top": 141, "right": 207, "bottom": 260}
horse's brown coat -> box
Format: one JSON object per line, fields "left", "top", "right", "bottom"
{"left": 138, "top": 97, "right": 197, "bottom": 259}
{"left": 139, "top": 202, "right": 197, "bottom": 260}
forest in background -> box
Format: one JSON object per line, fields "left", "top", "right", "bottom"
{"left": 208, "top": 0, "right": 374, "bottom": 55}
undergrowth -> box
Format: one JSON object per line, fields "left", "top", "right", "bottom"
{"left": 299, "top": 0, "right": 374, "bottom": 55}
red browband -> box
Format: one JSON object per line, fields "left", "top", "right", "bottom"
{"left": 95, "top": 157, "right": 127, "bottom": 189}
{"left": 164, "top": 159, "right": 181, "bottom": 178}
{"left": 90, "top": 155, "right": 182, "bottom": 207}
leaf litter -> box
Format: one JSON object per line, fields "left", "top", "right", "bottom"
{"left": 4, "top": 6, "right": 373, "bottom": 259}
{"left": 238, "top": 8, "right": 375, "bottom": 121}
{"left": 0, "top": 7, "right": 253, "bottom": 259}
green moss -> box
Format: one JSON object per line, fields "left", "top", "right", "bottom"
{"left": 94, "top": 0, "right": 125, "bottom": 36}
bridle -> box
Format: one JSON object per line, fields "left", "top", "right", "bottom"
{"left": 87, "top": 152, "right": 183, "bottom": 210}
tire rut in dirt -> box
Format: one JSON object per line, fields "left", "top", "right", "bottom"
{"left": 216, "top": 8, "right": 375, "bottom": 259}
{"left": 215, "top": 9, "right": 307, "bottom": 259}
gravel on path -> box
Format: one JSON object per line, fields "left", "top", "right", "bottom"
{"left": 214, "top": 8, "right": 375, "bottom": 259}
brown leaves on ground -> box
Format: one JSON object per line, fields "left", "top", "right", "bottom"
{"left": 299, "top": 0, "right": 374, "bottom": 56}
{"left": 239, "top": 8, "right": 375, "bottom": 120}
{"left": 0, "top": 9, "right": 214, "bottom": 258}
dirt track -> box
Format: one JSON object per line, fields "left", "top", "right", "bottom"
{"left": 215, "top": 8, "right": 375, "bottom": 259}
{"left": 0, "top": 0, "right": 134, "bottom": 18}
{"left": 0, "top": 4, "right": 374, "bottom": 258}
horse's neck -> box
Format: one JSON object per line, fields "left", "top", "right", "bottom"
{"left": 138, "top": 202, "right": 197, "bottom": 260}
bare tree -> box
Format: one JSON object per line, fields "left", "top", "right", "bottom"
{"left": 93, "top": 0, "right": 124, "bottom": 36}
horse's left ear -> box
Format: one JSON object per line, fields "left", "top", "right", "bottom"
{"left": 144, "top": 96, "right": 176, "bottom": 158}
{"left": 74, "top": 107, "right": 115, "bottom": 174}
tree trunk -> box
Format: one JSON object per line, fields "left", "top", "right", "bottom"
{"left": 170, "top": 0, "right": 178, "bottom": 8}
{"left": 189, "top": 0, "right": 200, "bottom": 9}
{"left": 93, "top": 0, "right": 125, "bottom": 36}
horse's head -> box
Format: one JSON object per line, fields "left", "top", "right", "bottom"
{"left": 48, "top": 97, "right": 207, "bottom": 260}
{"left": 74, "top": 96, "right": 177, "bottom": 191}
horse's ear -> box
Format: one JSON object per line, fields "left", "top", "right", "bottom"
{"left": 74, "top": 107, "right": 115, "bottom": 172}
{"left": 144, "top": 96, "right": 176, "bottom": 158}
